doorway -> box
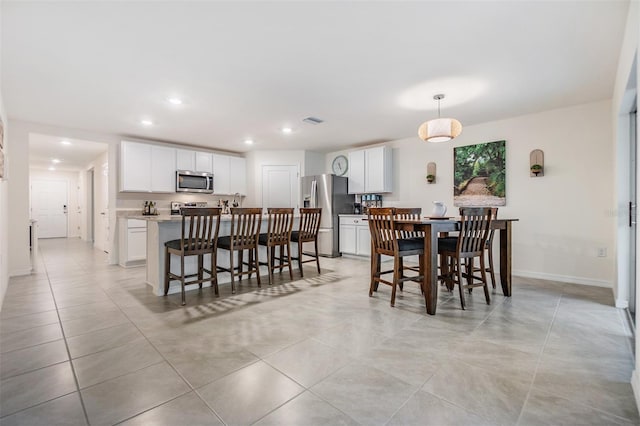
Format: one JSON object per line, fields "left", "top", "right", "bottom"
{"left": 631, "top": 106, "right": 637, "bottom": 323}
{"left": 31, "top": 179, "right": 68, "bottom": 238}
{"left": 262, "top": 165, "right": 299, "bottom": 208}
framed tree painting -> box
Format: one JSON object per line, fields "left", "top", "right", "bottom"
{"left": 454, "top": 140, "right": 506, "bottom": 207}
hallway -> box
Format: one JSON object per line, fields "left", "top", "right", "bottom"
{"left": 0, "top": 238, "right": 638, "bottom": 425}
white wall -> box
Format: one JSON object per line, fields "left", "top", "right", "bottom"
{"left": 326, "top": 100, "right": 614, "bottom": 287}
{"left": 29, "top": 168, "right": 81, "bottom": 238}
{"left": 0, "top": 0, "right": 9, "bottom": 308}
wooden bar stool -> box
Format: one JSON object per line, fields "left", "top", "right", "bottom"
{"left": 216, "top": 208, "right": 262, "bottom": 294}
{"left": 368, "top": 207, "right": 425, "bottom": 307}
{"left": 164, "top": 207, "right": 222, "bottom": 306}
{"left": 258, "top": 208, "right": 294, "bottom": 285}
{"left": 290, "top": 208, "right": 322, "bottom": 277}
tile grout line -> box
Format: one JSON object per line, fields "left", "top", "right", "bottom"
{"left": 514, "top": 293, "right": 563, "bottom": 426}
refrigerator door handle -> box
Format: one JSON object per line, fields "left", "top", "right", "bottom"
{"left": 311, "top": 180, "right": 317, "bottom": 208}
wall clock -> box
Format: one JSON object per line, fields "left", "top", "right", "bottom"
{"left": 332, "top": 155, "right": 349, "bottom": 176}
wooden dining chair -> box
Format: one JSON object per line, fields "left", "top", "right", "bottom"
{"left": 258, "top": 208, "right": 294, "bottom": 285}
{"left": 438, "top": 207, "right": 493, "bottom": 309}
{"left": 368, "top": 207, "right": 424, "bottom": 307}
{"left": 216, "top": 208, "right": 262, "bottom": 293}
{"left": 394, "top": 208, "right": 423, "bottom": 278}
{"left": 164, "top": 207, "right": 222, "bottom": 306}
{"left": 290, "top": 208, "right": 322, "bottom": 277}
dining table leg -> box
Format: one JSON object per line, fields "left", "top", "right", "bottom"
{"left": 499, "top": 221, "right": 512, "bottom": 296}
{"left": 423, "top": 225, "right": 438, "bottom": 315}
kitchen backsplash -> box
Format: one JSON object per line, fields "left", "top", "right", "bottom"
{"left": 116, "top": 192, "right": 244, "bottom": 211}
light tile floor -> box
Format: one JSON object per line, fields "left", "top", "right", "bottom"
{"left": 0, "top": 238, "right": 638, "bottom": 425}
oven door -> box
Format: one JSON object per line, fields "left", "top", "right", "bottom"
{"left": 176, "top": 171, "right": 214, "bottom": 193}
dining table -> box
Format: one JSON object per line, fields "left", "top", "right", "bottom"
{"left": 392, "top": 217, "right": 519, "bottom": 315}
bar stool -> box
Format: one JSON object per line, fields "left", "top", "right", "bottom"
{"left": 290, "top": 208, "right": 322, "bottom": 277}
{"left": 395, "top": 207, "right": 423, "bottom": 278}
{"left": 258, "top": 208, "right": 294, "bottom": 285}
{"left": 164, "top": 207, "right": 222, "bottom": 306}
{"left": 217, "top": 208, "right": 262, "bottom": 293}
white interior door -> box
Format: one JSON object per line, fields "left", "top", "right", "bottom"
{"left": 32, "top": 179, "right": 68, "bottom": 238}
{"left": 262, "top": 165, "right": 299, "bottom": 208}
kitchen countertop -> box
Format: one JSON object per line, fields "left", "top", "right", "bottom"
{"left": 339, "top": 214, "right": 367, "bottom": 218}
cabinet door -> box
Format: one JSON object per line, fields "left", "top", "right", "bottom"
{"left": 229, "top": 157, "right": 247, "bottom": 195}
{"left": 212, "top": 154, "right": 231, "bottom": 194}
{"left": 348, "top": 150, "right": 365, "bottom": 194}
{"left": 127, "top": 228, "right": 147, "bottom": 261}
{"left": 195, "top": 152, "right": 213, "bottom": 173}
{"left": 176, "top": 149, "right": 195, "bottom": 171}
{"left": 151, "top": 146, "right": 176, "bottom": 193}
{"left": 365, "top": 146, "right": 392, "bottom": 193}
{"left": 120, "top": 141, "right": 151, "bottom": 192}
{"left": 356, "top": 225, "right": 371, "bottom": 256}
{"left": 339, "top": 224, "right": 357, "bottom": 254}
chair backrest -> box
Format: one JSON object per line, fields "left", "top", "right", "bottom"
{"left": 229, "top": 208, "right": 263, "bottom": 249}
{"left": 457, "top": 207, "right": 493, "bottom": 257}
{"left": 486, "top": 207, "right": 498, "bottom": 245}
{"left": 395, "top": 207, "right": 422, "bottom": 239}
{"left": 298, "top": 208, "right": 321, "bottom": 241}
{"left": 266, "top": 208, "right": 294, "bottom": 245}
{"left": 180, "top": 207, "right": 222, "bottom": 253}
{"left": 368, "top": 207, "right": 398, "bottom": 256}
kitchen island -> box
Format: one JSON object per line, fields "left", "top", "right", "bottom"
{"left": 135, "top": 214, "right": 299, "bottom": 296}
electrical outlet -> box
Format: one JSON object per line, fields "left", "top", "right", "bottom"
{"left": 597, "top": 248, "right": 607, "bottom": 257}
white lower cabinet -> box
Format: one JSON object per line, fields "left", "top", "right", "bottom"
{"left": 119, "top": 219, "right": 147, "bottom": 267}
{"left": 339, "top": 216, "right": 370, "bottom": 256}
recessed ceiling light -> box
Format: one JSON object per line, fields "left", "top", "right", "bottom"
{"left": 141, "top": 119, "right": 154, "bottom": 126}
{"left": 167, "top": 97, "right": 183, "bottom": 105}
{"left": 52, "top": 159, "right": 61, "bottom": 164}
{"left": 281, "top": 127, "right": 293, "bottom": 134}
{"left": 244, "top": 139, "right": 254, "bottom": 145}
{"left": 60, "top": 140, "right": 71, "bottom": 145}
{"left": 48, "top": 167, "right": 56, "bottom": 171}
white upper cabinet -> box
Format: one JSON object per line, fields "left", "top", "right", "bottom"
{"left": 150, "top": 146, "right": 176, "bottom": 193}
{"left": 229, "top": 157, "right": 247, "bottom": 195}
{"left": 347, "top": 146, "right": 392, "bottom": 194}
{"left": 195, "top": 152, "right": 213, "bottom": 173}
{"left": 348, "top": 150, "right": 365, "bottom": 194}
{"left": 176, "top": 149, "right": 195, "bottom": 171}
{"left": 212, "top": 154, "right": 230, "bottom": 195}
{"left": 120, "top": 141, "right": 152, "bottom": 192}
{"left": 365, "top": 146, "right": 393, "bottom": 193}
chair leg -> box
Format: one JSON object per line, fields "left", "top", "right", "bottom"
{"left": 267, "top": 245, "right": 274, "bottom": 285}
{"left": 286, "top": 243, "right": 293, "bottom": 280}
{"left": 467, "top": 258, "right": 474, "bottom": 294}
{"left": 298, "top": 241, "right": 304, "bottom": 277}
{"left": 180, "top": 252, "right": 186, "bottom": 306}
{"left": 198, "top": 255, "right": 203, "bottom": 289}
{"left": 164, "top": 249, "right": 170, "bottom": 296}
{"left": 314, "top": 240, "right": 321, "bottom": 273}
{"left": 229, "top": 249, "right": 236, "bottom": 294}
{"left": 248, "top": 249, "right": 254, "bottom": 280}
{"left": 456, "top": 258, "right": 465, "bottom": 310}
{"left": 480, "top": 255, "right": 491, "bottom": 305}
{"left": 254, "top": 247, "right": 262, "bottom": 287}
{"left": 398, "top": 258, "right": 404, "bottom": 291}
{"left": 211, "top": 251, "right": 219, "bottom": 296}
{"left": 487, "top": 247, "right": 496, "bottom": 289}
{"left": 391, "top": 255, "right": 400, "bottom": 307}
{"left": 369, "top": 251, "right": 379, "bottom": 296}
{"left": 418, "top": 254, "right": 425, "bottom": 294}
{"left": 238, "top": 249, "right": 244, "bottom": 281}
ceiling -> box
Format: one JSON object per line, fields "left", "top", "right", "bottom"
{"left": 30, "top": 133, "right": 108, "bottom": 171}
{"left": 2, "top": 1, "right": 629, "bottom": 154}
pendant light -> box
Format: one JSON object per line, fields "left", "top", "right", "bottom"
{"left": 418, "top": 94, "right": 462, "bottom": 143}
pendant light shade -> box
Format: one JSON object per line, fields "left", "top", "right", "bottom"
{"left": 418, "top": 94, "right": 462, "bottom": 142}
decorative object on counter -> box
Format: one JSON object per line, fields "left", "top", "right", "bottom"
{"left": 360, "top": 194, "right": 382, "bottom": 214}
{"left": 426, "top": 162, "right": 436, "bottom": 183}
{"left": 454, "top": 140, "right": 506, "bottom": 207}
{"left": 232, "top": 193, "right": 241, "bottom": 208}
{"left": 530, "top": 149, "right": 544, "bottom": 177}
{"left": 218, "top": 199, "right": 230, "bottom": 214}
{"left": 418, "top": 94, "right": 462, "bottom": 143}
{"left": 353, "top": 202, "right": 362, "bottom": 215}
{"left": 143, "top": 201, "right": 158, "bottom": 216}
{"left": 432, "top": 201, "right": 447, "bottom": 217}
{"left": 331, "top": 155, "right": 349, "bottom": 176}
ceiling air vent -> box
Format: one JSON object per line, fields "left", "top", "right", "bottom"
{"left": 302, "top": 116, "right": 324, "bottom": 125}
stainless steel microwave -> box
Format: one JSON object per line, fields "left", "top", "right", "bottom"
{"left": 176, "top": 170, "right": 214, "bottom": 193}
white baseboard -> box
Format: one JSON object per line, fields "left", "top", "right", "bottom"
{"left": 9, "top": 268, "right": 33, "bottom": 277}
{"left": 512, "top": 269, "right": 612, "bottom": 288}
{"left": 632, "top": 370, "right": 640, "bottom": 413}
{"left": 616, "top": 298, "right": 630, "bottom": 309}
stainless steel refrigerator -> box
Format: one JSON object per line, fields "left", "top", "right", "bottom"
{"left": 300, "top": 174, "right": 353, "bottom": 257}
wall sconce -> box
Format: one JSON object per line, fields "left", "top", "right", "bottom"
{"left": 426, "top": 162, "right": 436, "bottom": 183}
{"left": 530, "top": 149, "right": 544, "bottom": 177}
